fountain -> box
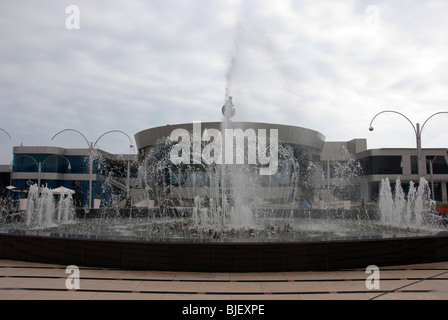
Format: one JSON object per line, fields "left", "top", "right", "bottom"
{"left": 379, "top": 177, "right": 436, "bottom": 228}
{"left": 20, "top": 184, "right": 76, "bottom": 228}
{"left": 0, "top": 97, "right": 447, "bottom": 271}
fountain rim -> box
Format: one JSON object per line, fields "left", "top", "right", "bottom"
{"left": 1, "top": 227, "right": 447, "bottom": 245}
{"left": 1, "top": 230, "right": 448, "bottom": 272}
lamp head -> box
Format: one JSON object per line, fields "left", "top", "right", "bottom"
{"left": 369, "top": 126, "right": 374, "bottom": 131}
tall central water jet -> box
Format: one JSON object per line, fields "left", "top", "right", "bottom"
{"left": 191, "top": 96, "right": 254, "bottom": 231}
{"left": 138, "top": 96, "right": 293, "bottom": 237}
{"left": 220, "top": 96, "right": 251, "bottom": 229}
{"left": 189, "top": 95, "right": 285, "bottom": 233}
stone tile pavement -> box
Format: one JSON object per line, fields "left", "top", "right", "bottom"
{"left": 1, "top": 259, "right": 448, "bottom": 300}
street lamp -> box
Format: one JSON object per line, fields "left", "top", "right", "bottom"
{"left": 93, "top": 130, "right": 135, "bottom": 199}
{"left": 427, "top": 150, "right": 448, "bottom": 201}
{"left": 10, "top": 154, "right": 72, "bottom": 188}
{"left": 9, "top": 155, "right": 39, "bottom": 187}
{"left": 40, "top": 154, "right": 72, "bottom": 187}
{"left": 369, "top": 110, "right": 448, "bottom": 178}
{"left": 1, "top": 128, "right": 12, "bottom": 166}
{"left": 0, "top": 128, "right": 12, "bottom": 140}
{"left": 51, "top": 129, "right": 135, "bottom": 208}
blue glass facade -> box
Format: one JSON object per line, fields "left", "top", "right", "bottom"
{"left": 10, "top": 147, "right": 137, "bottom": 207}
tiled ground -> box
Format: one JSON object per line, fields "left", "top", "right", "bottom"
{"left": 0, "top": 259, "right": 448, "bottom": 300}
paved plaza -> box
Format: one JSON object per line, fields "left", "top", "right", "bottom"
{"left": 0, "top": 259, "right": 447, "bottom": 300}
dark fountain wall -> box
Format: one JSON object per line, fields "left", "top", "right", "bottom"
{"left": 1, "top": 232, "right": 448, "bottom": 272}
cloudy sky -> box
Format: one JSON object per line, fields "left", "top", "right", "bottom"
{"left": 1, "top": 0, "right": 447, "bottom": 164}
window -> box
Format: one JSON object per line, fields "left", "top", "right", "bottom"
{"left": 426, "top": 156, "right": 448, "bottom": 174}
{"left": 411, "top": 156, "right": 418, "bottom": 174}
{"left": 360, "top": 156, "right": 402, "bottom": 175}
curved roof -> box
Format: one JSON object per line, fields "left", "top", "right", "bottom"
{"left": 135, "top": 121, "right": 326, "bottom": 151}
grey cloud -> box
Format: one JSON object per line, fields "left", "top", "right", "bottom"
{"left": 0, "top": 0, "right": 447, "bottom": 164}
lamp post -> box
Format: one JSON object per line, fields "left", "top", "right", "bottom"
{"left": 10, "top": 154, "right": 72, "bottom": 188}
{"left": 369, "top": 111, "right": 448, "bottom": 179}
{"left": 1, "top": 128, "right": 12, "bottom": 170}
{"left": 40, "top": 154, "right": 72, "bottom": 188}
{"left": 0, "top": 128, "right": 12, "bottom": 141}
{"left": 52, "top": 129, "right": 134, "bottom": 208}
{"left": 427, "top": 150, "right": 448, "bottom": 201}
{"left": 9, "top": 155, "right": 39, "bottom": 187}
{"left": 93, "top": 131, "right": 135, "bottom": 198}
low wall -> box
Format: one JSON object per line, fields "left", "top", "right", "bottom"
{"left": 1, "top": 231, "right": 447, "bottom": 272}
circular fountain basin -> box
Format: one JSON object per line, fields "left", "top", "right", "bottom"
{"left": 1, "top": 210, "right": 447, "bottom": 272}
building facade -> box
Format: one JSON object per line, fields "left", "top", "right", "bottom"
{"left": 2, "top": 122, "right": 447, "bottom": 210}
{"left": 357, "top": 148, "right": 448, "bottom": 202}
{"left": 8, "top": 146, "right": 138, "bottom": 207}
{"left": 135, "top": 122, "right": 448, "bottom": 205}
